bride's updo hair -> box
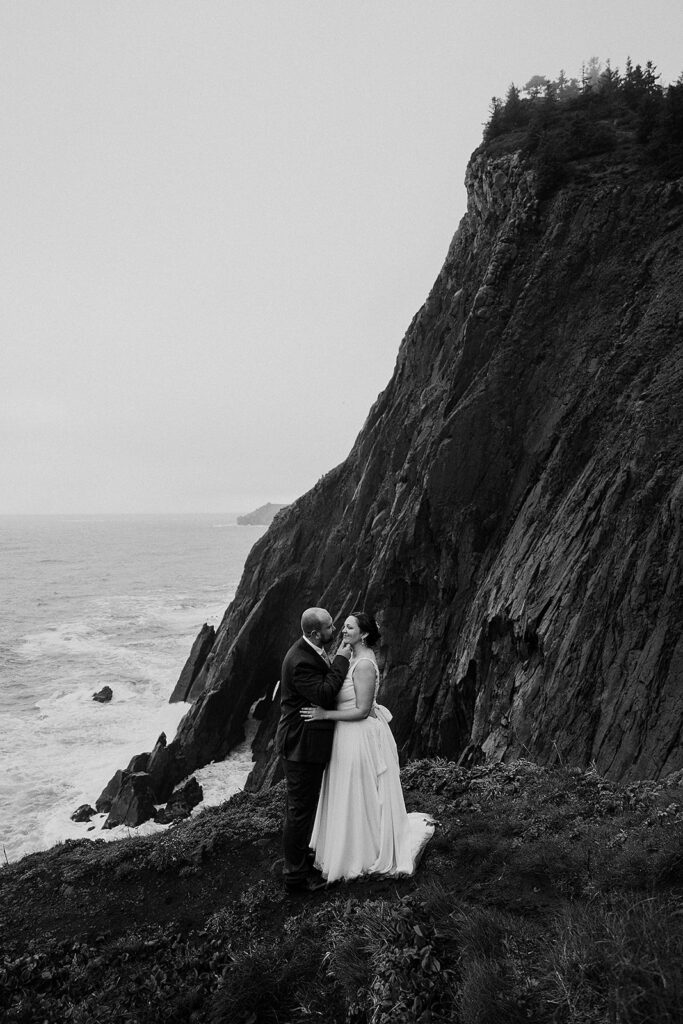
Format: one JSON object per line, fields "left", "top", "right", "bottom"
{"left": 350, "top": 610, "right": 380, "bottom": 648}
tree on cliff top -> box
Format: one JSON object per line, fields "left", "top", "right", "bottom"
{"left": 523, "top": 74, "right": 549, "bottom": 99}
{"left": 483, "top": 56, "right": 683, "bottom": 182}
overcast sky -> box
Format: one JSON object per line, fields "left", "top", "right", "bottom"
{"left": 1, "top": 2, "right": 681, "bottom": 514}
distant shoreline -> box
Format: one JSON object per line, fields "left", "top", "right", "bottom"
{"left": 236, "top": 502, "right": 288, "bottom": 527}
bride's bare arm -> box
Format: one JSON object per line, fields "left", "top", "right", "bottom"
{"left": 300, "top": 661, "right": 376, "bottom": 722}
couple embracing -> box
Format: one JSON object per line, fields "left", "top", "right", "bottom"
{"left": 276, "top": 607, "right": 434, "bottom": 894}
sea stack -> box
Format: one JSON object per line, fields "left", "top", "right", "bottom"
{"left": 169, "top": 624, "right": 216, "bottom": 703}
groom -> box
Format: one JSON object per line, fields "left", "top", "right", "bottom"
{"left": 276, "top": 606, "right": 351, "bottom": 893}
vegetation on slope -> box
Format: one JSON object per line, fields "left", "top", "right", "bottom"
{"left": 2, "top": 759, "right": 683, "bottom": 1023}
{"left": 483, "top": 57, "right": 683, "bottom": 193}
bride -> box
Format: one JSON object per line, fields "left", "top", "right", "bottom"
{"left": 300, "top": 611, "right": 434, "bottom": 883}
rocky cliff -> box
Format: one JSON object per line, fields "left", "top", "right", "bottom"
{"left": 99, "top": 118, "right": 683, "bottom": 813}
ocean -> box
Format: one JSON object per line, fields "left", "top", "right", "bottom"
{"left": 0, "top": 514, "right": 267, "bottom": 864}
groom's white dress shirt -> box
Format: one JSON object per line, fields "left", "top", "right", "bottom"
{"left": 303, "top": 635, "right": 330, "bottom": 664}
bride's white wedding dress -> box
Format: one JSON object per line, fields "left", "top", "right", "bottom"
{"left": 311, "top": 656, "right": 434, "bottom": 883}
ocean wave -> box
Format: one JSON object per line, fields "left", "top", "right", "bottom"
{"left": 2, "top": 513, "right": 255, "bottom": 864}
{"left": 0, "top": 697, "right": 190, "bottom": 862}
{"left": 2, "top": 716, "right": 256, "bottom": 862}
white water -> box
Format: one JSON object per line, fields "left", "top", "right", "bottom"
{"left": 0, "top": 514, "right": 266, "bottom": 862}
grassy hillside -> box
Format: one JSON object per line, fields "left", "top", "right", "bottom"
{"left": 2, "top": 759, "right": 683, "bottom": 1022}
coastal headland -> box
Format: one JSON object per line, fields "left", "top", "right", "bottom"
{"left": 100, "top": 74, "right": 683, "bottom": 818}
{"left": 3, "top": 72, "right": 683, "bottom": 1023}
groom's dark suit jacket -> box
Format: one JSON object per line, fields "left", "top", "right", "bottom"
{"left": 276, "top": 637, "right": 348, "bottom": 762}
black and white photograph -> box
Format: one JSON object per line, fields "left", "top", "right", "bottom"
{"left": 1, "top": 2, "right": 682, "bottom": 1021}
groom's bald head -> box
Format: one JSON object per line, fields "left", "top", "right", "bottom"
{"left": 301, "top": 607, "right": 335, "bottom": 645}
{"left": 301, "top": 607, "right": 330, "bottom": 635}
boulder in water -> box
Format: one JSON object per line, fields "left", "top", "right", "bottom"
{"left": 95, "top": 751, "right": 152, "bottom": 812}
{"left": 70, "top": 804, "right": 96, "bottom": 822}
{"left": 102, "top": 772, "right": 157, "bottom": 829}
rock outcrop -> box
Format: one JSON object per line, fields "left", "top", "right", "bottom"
{"left": 169, "top": 624, "right": 216, "bottom": 703}
{"left": 92, "top": 686, "right": 113, "bottom": 703}
{"left": 154, "top": 777, "right": 203, "bottom": 824}
{"left": 96, "top": 752, "right": 151, "bottom": 813}
{"left": 70, "top": 804, "right": 96, "bottom": 823}
{"left": 103, "top": 772, "right": 157, "bottom": 830}
{"left": 100, "top": 118, "right": 683, "bottom": 812}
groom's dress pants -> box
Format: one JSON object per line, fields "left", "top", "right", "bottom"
{"left": 281, "top": 758, "right": 326, "bottom": 884}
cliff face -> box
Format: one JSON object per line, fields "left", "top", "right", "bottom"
{"left": 106, "top": 131, "right": 683, "bottom": 805}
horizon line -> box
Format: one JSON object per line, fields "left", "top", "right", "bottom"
{"left": 0, "top": 508, "right": 290, "bottom": 518}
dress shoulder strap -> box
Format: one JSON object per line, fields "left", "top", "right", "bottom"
{"left": 351, "top": 656, "right": 379, "bottom": 679}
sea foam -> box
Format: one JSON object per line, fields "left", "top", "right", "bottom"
{"left": 0, "top": 514, "right": 267, "bottom": 864}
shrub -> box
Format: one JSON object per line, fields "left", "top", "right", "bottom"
{"left": 327, "top": 895, "right": 459, "bottom": 1024}
{"left": 208, "top": 933, "right": 324, "bottom": 1024}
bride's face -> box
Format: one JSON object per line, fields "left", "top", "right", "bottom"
{"left": 341, "top": 616, "right": 363, "bottom": 646}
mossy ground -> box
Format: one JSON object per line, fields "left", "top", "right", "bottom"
{"left": 2, "top": 759, "right": 683, "bottom": 1023}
